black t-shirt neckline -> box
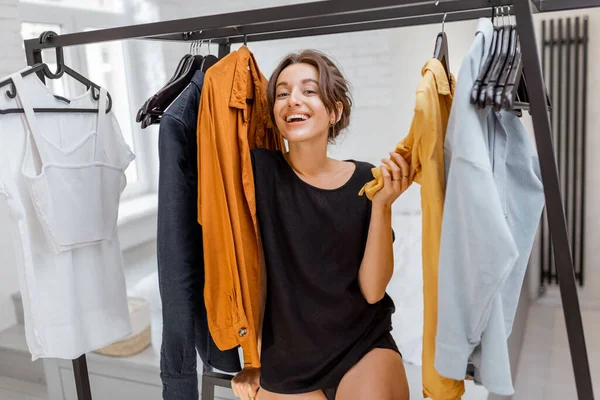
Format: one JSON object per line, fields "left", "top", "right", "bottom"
{"left": 277, "top": 151, "right": 359, "bottom": 193}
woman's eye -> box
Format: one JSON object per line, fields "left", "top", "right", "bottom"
{"left": 276, "top": 92, "right": 289, "bottom": 98}
{"left": 304, "top": 89, "right": 316, "bottom": 95}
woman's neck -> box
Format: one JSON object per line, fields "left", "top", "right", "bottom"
{"left": 286, "top": 139, "right": 333, "bottom": 178}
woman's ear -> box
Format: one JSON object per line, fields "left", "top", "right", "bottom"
{"left": 335, "top": 101, "right": 343, "bottom": 123}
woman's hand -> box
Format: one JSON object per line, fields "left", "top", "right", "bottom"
{"left": 232, "top": 367, "right": 261, "bottom": 400}
{"left": 372, "top": 152, "right": 415, "bottom": 210}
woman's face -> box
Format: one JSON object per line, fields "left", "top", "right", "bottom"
{"left": 273, "top": 63, "right": 336, "bottom": 144}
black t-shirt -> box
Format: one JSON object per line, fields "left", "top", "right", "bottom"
{"left": 250, "top": 148, "right": 396, "bottom": 393}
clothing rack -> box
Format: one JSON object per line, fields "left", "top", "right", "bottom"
{"left": 20, "top": 0, "right": 596, "bottom": 399}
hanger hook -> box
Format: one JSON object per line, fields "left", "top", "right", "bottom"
{"left": 194, "top": 30, "right": 203, "bottom": 55}
{"left": 39, "top": 31, "right": 64, "bottom": 78}
{"left": 434, "top": 1, "right": 446, "bottom": 33}
{"left": 244, "top": 34, "right": 248, "bottom": 46}
{"left": 442, "top": 13, "right": 447, "bottom": 33}
{"left": 208, "top": 38, "right": 212, "bottom": 55}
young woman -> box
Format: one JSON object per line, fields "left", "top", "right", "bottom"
{"left": 232, "top": 49, "right": 413, "bottom": 400}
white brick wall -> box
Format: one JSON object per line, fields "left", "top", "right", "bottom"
{"left": 0, "top": 0, "right": 22, "bottom": 333}
{"left": 0, "top": 0, "right": 25, "bottom": 79}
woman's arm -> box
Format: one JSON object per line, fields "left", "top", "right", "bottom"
{"left": 358, "top": 152, "right": 414, "bottom": 304}
{"left": 358, "top": 205, "right": 394, "bottom": 304}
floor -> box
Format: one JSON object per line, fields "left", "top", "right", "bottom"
{"left": 514, "top": 290, "right": 600, "bottom": 400}
{"left": 0, "top": 377, "right": 47, "bottom": 400}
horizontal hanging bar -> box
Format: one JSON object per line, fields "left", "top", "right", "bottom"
{"left": 24, "top": 0, "right": 516, "bottom": 51}
{"left": 223, "top": 9, "right": 493, "bottom": 44}
{"left": 149, "top": 0, "right": 513, "bottom": 43}
{"left": 533, "top": 0, "right": 600, "bottom": 12}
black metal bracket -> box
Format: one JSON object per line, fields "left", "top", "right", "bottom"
{"left": 72, "top": 355, "right": 92, "bottom": 400}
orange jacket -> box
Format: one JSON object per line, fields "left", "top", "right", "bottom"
{"left": 197, "top": 45, "right": 285, "bottom": 368}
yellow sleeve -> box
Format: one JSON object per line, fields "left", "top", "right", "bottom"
{"left": 358, "top": 112, "right": 419, "bottom": 200}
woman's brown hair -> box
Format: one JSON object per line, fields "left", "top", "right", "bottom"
{"left": 266, "top": 49, "right": 353, "bottom": 143}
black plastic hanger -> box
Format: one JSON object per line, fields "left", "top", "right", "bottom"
{"left": 200, "top": 39, "right": 219, "bottom": 72}
{"left": 471, "top": 7, "right": 500, "bottom": 105}
{"left": 478, "top": 9, "right": 508, "bottom": 108}
{"left": 138, "top": 42, "right": 205, "bottom": 128}
{"left": 502, "top": 36, "right": 524, "bottom": 111}
{"left": 0, "top": 31, "right": 111, "bottom": 114}
{"left": 502, "top": 50, "right": 552, "bottom": 113}
{"left": 137, "top": 38, "right": 204, "bottom": 125}
{"left": 494, "top": 23, "right": 518, "bottom": 110}
{"left": 433, "top": 13, "right": 451, "bottom": 82}
{"left": 146, "top": 55, "right": 203, "bottom": 114}
{"left": 484, "top": 10, "right": 512, "bottom": 107}
{"left": 477, "top": 27, "right": 504, "bottom": 108}
{"left": 201, "top": 54, "right": 219, "bottom": 72}
{"left": 136, "top": 54, "right": 192, "bottom": 122}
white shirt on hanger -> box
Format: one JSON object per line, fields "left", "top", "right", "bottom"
{"left": 0, "top": 68, "right": 134, "bottom": 361}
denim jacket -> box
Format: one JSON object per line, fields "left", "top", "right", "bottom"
{"left": 157, "top": 70, "right": 241, "bottom": 400}
{"left": 434, "top": 18, "right": 545, "bottom": 396}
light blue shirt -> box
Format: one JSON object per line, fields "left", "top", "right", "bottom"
{"left": 434, "top": 18, "right": 545, "bottom": 396}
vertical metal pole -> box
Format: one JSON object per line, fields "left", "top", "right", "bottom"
{"left": 72, "top": 355, "right": 93, "bottom": 400}
{"left": 565, "top": 18, "right": 572, "bottom": 249}
{"left": 579, "top": 16, "right": 588, "bottom": 286}
{"left": 573, "top": 16, "right": 581, "bottom": 283}
{"left": 557, "top": 19, "right": 564, "bottom": 223}
{"left": 540, "top": 19, "right": 547, "bottom": 288}
{"left": 513, "top": 1, "right": 594, "bottom": 399}
{"left": 548, "top": 18, "right": 556, "bottom": 283}
{"left": 201, "top": 366, "right": 215, "bottom": 400}
{"left": 201, "top": 376, "right": 215, "bottom": 400}
{"left": 218, "top": 42, "right": 231, "bottom": 58}
{"left": 24, "top": 41, "right": 44, "bottom": 82}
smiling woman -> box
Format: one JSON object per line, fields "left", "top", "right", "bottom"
{"left": 266, "top": 49, "right": 352, "bottom": 145}
{"left": 231, "top": 49, "right": 412, "bottom": 400}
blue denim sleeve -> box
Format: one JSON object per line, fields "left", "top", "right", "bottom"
{"left": 157, "top": 114, "right": 201, "bottom": 399}
{"left": 157, "top": 106, "right": 241, "bottom": 399}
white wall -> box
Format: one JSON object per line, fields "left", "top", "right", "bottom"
{"left": 525, "top": 9, "right": 600, "bottom": 303}
{"left": 0, "top": 0, "right": 26, "bottom": 333}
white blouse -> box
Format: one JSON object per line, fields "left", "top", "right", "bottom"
{"left": 0, "top": 68, "right": 134, "bottom": 360}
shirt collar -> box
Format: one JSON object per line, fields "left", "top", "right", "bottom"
{"left": 421, "top": 58, "right": 455, "bottom": 96}
{"left": 230, "top": 45, "right": 254, "bottom": 110}
{"left": 190, "top": 69, "right": 205, "bottom": 89}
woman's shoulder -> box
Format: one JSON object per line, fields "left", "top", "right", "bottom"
{"left": 250, "top": 148, "right": 283, "bottom": 162}
{"left": 250, "top": 148, "right": 285, "bottom": 175}
{"left": 349, "top": 159, "right": 377, "bottom": 183}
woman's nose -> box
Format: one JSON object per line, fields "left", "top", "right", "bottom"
{"left": 287, "top": 89, "right": 301, "bottom": 106}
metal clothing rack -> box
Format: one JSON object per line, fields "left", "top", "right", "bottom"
{"left": 19, "top": 0, "right": 596, "bottom": 399}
